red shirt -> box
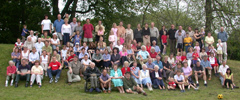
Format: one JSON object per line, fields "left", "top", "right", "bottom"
{"left": 181, "top": 56, "right": 187, "bottom": 61}
{"left": 146, "top": 46, "right": 151, "bottom": 53}
{"left": 121, "top": 67, "right": 130, "bottom": 76}
{"left": 83, "top": 24, "right": 94, "bottom": 38}
{"left": 168, "top": 81, "right": 176, "bottom": 87}
{"left": 67, "top": 54, "right": 76, "bottom": 62}
{"left": 7, "top": 66, "right": 16, "bottom": 75}
{"left": 161, "top": 35, "right": 167, "bottom": 43}
{"left": 49, "top": 61, "right": 61, "bottom": 70}
{"left": 150, "top": 52, "right": 158, "bottom": 58}
{"left": 192, "top": 52, "right": 199, "bottom": 60}
{"left": 131, "top": 44, "right": 137, "bottom": 51}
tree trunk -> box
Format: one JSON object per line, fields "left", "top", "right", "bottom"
{"left": 142, "top": 1, "right": 151, "bottom": 27}
{"left": 205, "top": 0, "right": 213, "bottom": 32}
{"left": 52, "top": 0, "right": 59, "bottom": 18}
{"left": 70, "top": 0, "right": 78, "bottom": 19}
{"left": 61, "top": 0, "right": 74, "bottom": 17}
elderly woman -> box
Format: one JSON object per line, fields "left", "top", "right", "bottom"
{"left": 11, "top": 48, "right": 21, "bottom": 68}
{"left": 24, "top": 37, "right": 35, "bottom": 51}
{"left": 130, "top": 62, "right": 141, "bottom": 85}
{"left": 163, "top": 56, "right": 174, "bottom": 79}
{"left": 121, "top": 61, "right": 131, "bottom": 76}
{"left": 152, "top": 40, "right": 161, "bottom": 54}
{"left": 5, "top": 60, "right": 17, "bottom": 87}
{"left": 140, "top": 64, "right": 153, "bottom": 91}
{"left": 149, "top": 47, "right": 157, "bottom": 61}
{"left": 51, "top": 33, "right": 60, "bottom": 50}
{"left": 137, "top": 45, "right": 150, "bottom": 65}
{"left": 150, "top": 65, "right": 165, "bottom": 89}
{"left": 205, "top": 32, "right": 214, "bottom": 52}
{"left": 111, "top": 47, "right": 121, "bottom": 66}
{"left": 30, "top": 60, "right": 43, "bottom": 88}
{"left": 35, "top": 38, "right": 45, "bottom": 55}
{"left": 110, "top": 64, "right": 124, "bottom": 93}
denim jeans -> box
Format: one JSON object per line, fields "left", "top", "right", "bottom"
{"left": 47, "top": 69, "right": 62, "bottom": 79}
{"left": 185, "top": 45, "right": 191, "bottom": 53}
{"left": 15, "top": 74, "right": 30, "bottom": 83}
{"left": 63, "top": 33, "right": 70, "bottom": 45}
{"left": 12, "top": 59, "right": 20, "bottom": 68}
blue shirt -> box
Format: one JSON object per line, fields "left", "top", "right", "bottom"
{"left": 53, "top": 19, "right": 64, "bottom": 33}
{"left": 145, "top": 62, "right": 155, "bottom": 69}
{"left": 103, "top": 54, "right": 111, "bottom": 60}
{"left": 153, "top": 60, "right": 163, "bottom": 70}
{"left": 21, "top": 28, "right": 28, "bottom": 36}
{"left": 79, "top": 53, "right": 89, "bottom": 59}
{"left": 200, "top": 60, "right": 212, "bottom": 69}
{"left": 217, "top": 31, "right": 228, "bottom": 42}
{"left": 152, "top": 45, "right": 160, "bottom": 53}
{"left": 137, "top": 50, "right": 149, "bottom": 59}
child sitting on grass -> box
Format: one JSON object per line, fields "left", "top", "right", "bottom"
{"left": 176, "top": 52, "right": 182, "bottom": 63}
{"left": 167, "top": 78, "right": 176, "bottom": 90}
{"left": 174, "top": 70, "right": 185, "bottom": 92}
{"left": 184, "top": 76, "right": 198, "bottom": 90}
{"left": 181, "top": 51, "right": 187, "bottom": 63}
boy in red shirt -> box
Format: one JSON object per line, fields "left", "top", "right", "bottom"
{"left": 161, "top": 31, "right": 167, "bottom": 55}
{"left": 192, "top": 49, "right": 199, "bottom": 65}
{"left": 47, "top": 56, "right": 62, "bottom": 83}
{"left": 167, "top": 78, "right": 176, "bottom": 90}
{"left": 5, "top": 60, "right": 17, "bottom": 87}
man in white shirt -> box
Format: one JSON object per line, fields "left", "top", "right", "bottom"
{"left": 35, "top": 38, "right": 45, "bottom": 55}
{"left": 28, "top": 47, "right": 39, "bottom": 68}
{"left": 80, "top": 55, "right": 92, "bottom": 76}
{"left": 218, "top": 60, "right": 229, "bottom": 86}
{"left": 114, "top": 40, "right": 123, "bottom": 51}
{"left": 27, "top": 30, "right": 37, "bottom": 43}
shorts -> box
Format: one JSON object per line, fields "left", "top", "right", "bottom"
{"left": 211, "top": 64, "right": 218, "bottom": 68}
{"left": 83, "top": 38, "right": 93, "bottom": 42}
{"left": 163, "top": 43, "right": 167, "bottom": 45}
{"left": 177, "top": 43, "right": 183, "bottom": 49}
{"left": 217, "top": 50, "right": 222, "bottom": 54}
{"left": 57, "top": 32, "right": 63, "bottom": 40}
{"left": 43, "top": 30, "right": 51, "bottom": 36}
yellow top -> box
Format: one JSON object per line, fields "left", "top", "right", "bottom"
{"left": 225, "top": 73, "right": 233, "bottom": 80}
{"left": 184, "top": 37, "right": 192, "bottom": 46}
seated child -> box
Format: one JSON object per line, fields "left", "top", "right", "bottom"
{"left": 174, "top": 70, "right": 185, "bottom": 92}
{"left": 167, "top": 78, "right": 176, "bottom": 90}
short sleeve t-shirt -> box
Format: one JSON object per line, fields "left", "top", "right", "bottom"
{"left": 18, "top": 65, "right": 31, "bottom": 73}
{"left": 182, "top": 67, "right": 192, "bottom": 76}
{"left": 31, "top": 66, "right": 43, "bottom": 74}
{"left": 168, "top": 81, "right": 176, "bottom": 87}
{"left": 49, "top": 61, "right": 61, "bottom": 70}
{"left": 161, "top": 35, "right": 167, "bottom": 43}
{"left": 174, "top": 74, "right": 184, "bottom": 81}
{"left": 100, "top": 74, "right": 110, "bottom": 81}
{"left": 51, "top": 39, "right": 59, "bottom": 44}
{"left": 41, "top": 19, "right": 52, "bottom": 30}
{"left": 193, "top": 65, "right": 204, "bottom": 71}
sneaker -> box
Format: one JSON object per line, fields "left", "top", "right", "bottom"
{"left": 49, "top": 78, "right": 53, "bottom": 83}
{"left": 183, "top": 90, "right": 185, "bottom": 92}
{"left": 95, "top": 88, "right": 101, "bottom": 93}
{"left": 5, "top": 84, "right": 8, "bottom": 87}
{"left": 233, "top": 86, "right": 239, "bottom": 88}
{"left": 15, "top": 83, "right": 18, "bottom": 88}
{"left": 204, "top": 84, "right": 207, "bottom": 87}
{"left": 195, "top": 88, "right": 199, "bottom": 91}
{"left": 143, "top": 92, "right": 147, "bottom": 96}
{"left": 10, "top": 83, "right": 13, "bottom": 86}
{"left": 55, "top": 78, "right": 59, "bottom": 83}
{"left": 196, "top": 84, "right": 199, "bottom": 87}
{"left": 180, "top": 90, "right": 184, "bottom": 92}
{"left": 89, "top": 88, "right": 94, "bottom": 93}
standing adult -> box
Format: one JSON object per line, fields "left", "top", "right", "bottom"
{"left": 53, "top": 14, "right": 64, "bottom": 45}
{"left": 167, "top": 24, "right": 177, "bottom": 55}
{"left": 187, "top": 26, "right": 195, "bottom": 46}
{"left": 83, "top": 18, "right": 94, "bottom": 43}
{"left": 41, "top": 14, "right": 52, "bottom": 36}
{"left": 217, "top": 27, "right": 228, "bottom": 60}
{"left": 70, "top": 17, "right": 78, "bottom": 34}
{"left": 95, "top": 20, "right": 105, "bottom": 42}
{"left": 159, "top": 25, "right": 167, "bottom": 53}
{"left": 133, "top": 24, "right": 143, "bottom": 43}
{"left": 205, "top": 32, "right": 214, "bottom": 52}
{"left": 117, "top": 21, "right": 126, "bottom": 40}
{"left": 150, "top": 22, "right": 159, "bottom": 45}
{"left": 194, "top": 28, "right": 202, "bottom": 50}
{"left": 111, "top": 23, "right": 118, "bottom": 46}
{"left": 142, "top": 23, "right": 150, "bottom": 45}
{"left": 125, "top": 24, "right": 134, "bottom": 44}
{"left": 61, "top": 18, "right": 72, "bottom": 45}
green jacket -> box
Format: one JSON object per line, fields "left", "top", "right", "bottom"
{"left": 122, "top": 77, "right": 137, "bottom": 89}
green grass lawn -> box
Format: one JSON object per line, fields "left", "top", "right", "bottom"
{"left": 0, "top": 44, "right": 239, "bottom": 100}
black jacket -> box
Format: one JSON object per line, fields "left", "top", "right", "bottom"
{"left": 84, "top": 67, "right": 101, "bottom": 78}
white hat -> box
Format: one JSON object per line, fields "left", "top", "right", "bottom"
{"left": 53, "top": 32, "right": 57, "bottom": 36}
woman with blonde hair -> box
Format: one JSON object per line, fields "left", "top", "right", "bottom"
{"left": 61, "top": 18, "right": 72, "bottom": 45}
{"left": 111, "top": 23, "right": 118, "bottom": 45}
{"left": 30, "top": 60, "right": 43, "bottom": 88}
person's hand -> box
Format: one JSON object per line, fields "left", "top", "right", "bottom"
{"left": 59, "top": 68, "right": 62, "bottom": 70}
{"left": 42, "top": 30, "right": 43, "bottom": 34}
{"left": 8, "top": 73, "right": 11, "bottom": 76}
{"left": 21, "top": 73, "right": 25, "bottom": 76}
{"left": 69, "top": 70, "right": 72, "bottom": 74}
{"left": 141, "top": 58, "right": 143, "bottom": 61}
{"left": 50, "top": 30, "right": 52, "bottom": 33}
{"left": 80, "top": 74, "right": 84, "bottom": 77}
{"left": 136, "top": 76, "right": 139, "bottom": 79}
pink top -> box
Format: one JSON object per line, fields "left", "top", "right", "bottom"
{"left": 108, "top": 35, "right": 116, "bottom": 42}
{"left": 111, "top": 28, "right": 118, "bottom": 36}
{"left": 176, "top": 56, "right": 181, "bottom": 63}
{"left": 194, "top": 46, "right": 200, "bottom": 55}
{"left": 7, "top": 66, "right": 16, "bottom": 75}
{"left": 98, "top": 30, "right": 104, "bottom": 35}
{"left": 119, "top": 51, "right": 128, "bottom": 57}
{"left": 120, "top": 38, "right": 124, "bottom": 45}
{"left": 83, "top": 24, "right": 94, "bottom": 38}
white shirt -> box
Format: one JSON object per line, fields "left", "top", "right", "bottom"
{"left": 29, "top": 52, "right": 39, "bottom": 62}
{"left": 27, "top": 35, "right": 37, "bottom": 43}
{"left": 61, "top": 49, "right": 68, "bottom": 60}
{"left": 218, "top": 65, "right": 229, "bottom": 75}
{"left": 81, "top": 59, "right": 91, "bottom": 65}
{"left": 22, "top": 50, "right": 29, "bottom": 59}
{"left": 35, "top": 42, "right": 45, "bottom": 53}
{"left": 217, "top": 43, "right": 223, "bottom": 50}
{"left": 51, "top": 38, "right": 59, "bottom": 44}
{"left": 209, "top": 57, "right": 215, "bottom": 64}
{"left": 41, "top": 55, "right": 48, "bottom": 64}
{"left": 114, "top": 45, "right": 123, "bottom": 51}
{"left": 61, "top": 24, "right": 72, "bottom": 35}
{"left": 41, "top": 19, "right": 51, "bottom": 30}
{"left": 114, "top": 71, "right": 119, "bottom": 77}
{"left": 155, "top": 72, "right": 159, "bottom": 78}
{"left": 168, "top": 57, "right": 175, "bottom": 64}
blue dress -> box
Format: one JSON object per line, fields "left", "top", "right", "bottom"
{"left": 110, "top": 69, "right": 123, "bottom": 87}
{"left": 140, "top": 70, "right": 152, "bottom": 85}
{"left": 130, "top": 66, "right": 141, "bottom": 84}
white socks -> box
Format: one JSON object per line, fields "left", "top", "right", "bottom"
{"left": 204, "top": 81, "right": 207, "bottom": 84}
{"left": 196, "top": 81, "right": 199, "bottom": 84}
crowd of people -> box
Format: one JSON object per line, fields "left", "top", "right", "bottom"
{"left": 5, "top": 13, "right": 238, "bottom": 96}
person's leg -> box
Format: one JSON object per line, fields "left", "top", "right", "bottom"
{"left": 182, "top": 84, "right": 185, "bottom": 90}
{"left": 120, "top": 86, "right": 125, "bottom": 93}
{"left": 67, "top": 70, "right": 73, "bottom": 82}
{"left": 90, "top": 76, "right": 95, "bottom": 88}
{"left": 219, "top": 76, "right": 224, "bottom": 86}
{"left": 226, "top": 82, "right": 229, "bottom": 88}
{"left": 195, "top": 73, "right": 199, "bottom": 84}
{"left": 72, "top": 74, "right": 81, "bottom": 82}
{"left": 5, "top": 76, "right": 10, "bottom": 86}
{"left": 26, "top": 74, "right": 30, "bottom": 83}
{"left": 178, "top": 84, "right": 183, "bottom": 90}
{"left": 108, "top": 81, "right": 111, "bottom": 91}
{"left": 30, "top": 74, "right": 36, "bottom": 85}
{"left": 10, "top": 74, "right": 15, "bottom": 85}
{"left": 55, "top": 69, "right": 62, "bottom": 79}
{"left": 36, "top": 75, "right": 42, "bottom": 85}
{"left": 63, "top": 33, "right": 67, "bottom": 45}
{"left": 160, "top": 80, "right": 165, "bottom": 89}
{"left": 93, "top": 76, "right": 98, "bottom": 88}
{"left": 208, "top": 69, "right": 212, "bottom": 79}
{"left": 173, "top": 39, "right": 177, "bottom": 55}
{"left": 47, "top": 69, "right": 53, "bottom": 79}
{"left": 222, "top": 42, "right": 227, "bottom": 60}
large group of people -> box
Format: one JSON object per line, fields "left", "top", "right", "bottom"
{"left": 5, "top": 13, "right": 238, "bottom": 96}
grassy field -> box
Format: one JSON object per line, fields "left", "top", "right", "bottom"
{"left": 0, "top": 44, "right": 239, "bottom": 100}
